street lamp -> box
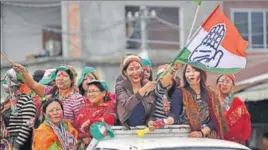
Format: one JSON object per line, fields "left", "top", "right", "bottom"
{"left": 127, "top": 5, "right": 156, "bottom": 59}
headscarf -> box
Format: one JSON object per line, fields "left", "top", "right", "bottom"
{"left": 1, "top": 68, "right": 31, "bottom": 114}
{"left": 77, "top": 67, "right": 98, "bottom": 87}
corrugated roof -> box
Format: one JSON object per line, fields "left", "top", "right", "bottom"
{"left": 235, "top": 81, "right": 268, "bottom": 101}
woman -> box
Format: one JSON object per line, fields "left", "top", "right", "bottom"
{"left": 1, "top": 69, "right": 36, "bottom": 150}
{"left": 149, "top": 64, "right": 178, "bottom": 122}
{"left": 141, "top": 58, "right": 153, "bottom": 84}
{"left": 75, "top": 80, "right": 116, "bottom": 149}
{"left": 33, "top": 68, "right": 56, "bottom": 128}
{"left": 216, "top": 74, "right": 251, "bottom": 144}
{"left": 33, "top": 98, "right": 78, "bottom": 150}
{"left": 153, "top": 64, "right": 227, "bottom": 138}
{"left": 116, "top": 55, "right": 156, "bottom": 127}
{"left": 13, "top": 64, "right": 85, "bottom": 123}
{"left": 77, "top": 67, "right": 99, "bottom": 97}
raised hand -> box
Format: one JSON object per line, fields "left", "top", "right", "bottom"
{"left": 189, "top": 24, "right": 225, "bottom": 68}
{"left": 13, "top": 63, "right": 26, "bottom": 74}
{"left": 172, "top": 62, "right": 181, "bottom": 71}
{"left": 139, "top": 81, "right": 157, "bottom": 96}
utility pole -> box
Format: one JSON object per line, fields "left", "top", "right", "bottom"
{"left": 127, "top": 5, "right": 156, "bottom": 59}
{"left": 0, "top": 2, "right": 4, "bottom": 65}
{"left": 140, "top": 5, "right": 148, "bottom": 58}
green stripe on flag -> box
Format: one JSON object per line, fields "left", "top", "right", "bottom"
{"left": 173, "top": 48, "right": 242, "bottom": 74}
{"left": 194, "top": 0, "right": 202, "bottom": 6}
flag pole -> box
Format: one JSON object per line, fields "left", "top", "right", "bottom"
{"left": 187, "top": 2, "right": 201, "bottom": 41}
{"left": 0, "top": 50, "right": 14, "bottom": 65}
{"left": 159, "top": 1, "right": 202, "bottom": 82}
{"left": 145, "top": 1, "right": 202, "bottom": 94}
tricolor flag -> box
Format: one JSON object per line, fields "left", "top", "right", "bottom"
{"left": 173, "top": 5, "right": 248, "bottom": 74}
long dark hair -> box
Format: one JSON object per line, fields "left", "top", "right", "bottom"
{"left": 182, "top": 65, "right": 208, "bottom": 99}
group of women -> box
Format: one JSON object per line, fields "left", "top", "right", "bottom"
{"left": 0, "top": 54, "right": 251, "bottom": 150}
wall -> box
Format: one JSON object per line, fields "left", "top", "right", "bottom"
{"left": 79, "top": 1, "right": 126, "bottom": 60}
{"left": 223, "top": 1, "right": 268, "bottom": 18}
{"left": 1, "top": 3, "right": 61, "bottom": 63}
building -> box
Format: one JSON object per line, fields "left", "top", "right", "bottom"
{"left": 1, "top": 1, "right": 267, "bottom": 147}
{"left": 1, "top": 1, "right": 221, "bottom": 87}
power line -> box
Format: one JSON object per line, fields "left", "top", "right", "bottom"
{"left": 1, "top": 1, "right": 61, "bottom": 8}
{"left": 4, "top": 5, "right": 143, "bottom": 36}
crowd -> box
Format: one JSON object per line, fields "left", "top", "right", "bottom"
{"left": 1, "top": 54, "right": 252, "bottom": 150}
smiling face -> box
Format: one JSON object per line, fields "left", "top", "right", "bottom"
{"left": 143, "top": 67, "right": 152, "bottom": 81}
{"left": 87, "top": 84, "right": 106, "bottom": 105}
{"left": 217, "top": 75, "right": 234, "bottom": 95}
{"left": 55, "top": 71, "right": 72, "bottom": 90}
{"left": 184, "top": 65, "right": 201, "bottom": 86}
{"left": 82, "top": 73, "right": 97, "bottom": 91}
{"left": 45, "top": 101, "right": 64, "bottom": 126}
{"left": 124, "top": 61, "right": 143, "bottom": 84}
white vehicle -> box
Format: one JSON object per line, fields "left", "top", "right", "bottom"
{"left": 90, "top": 125, "right": 250, "bottom": 150}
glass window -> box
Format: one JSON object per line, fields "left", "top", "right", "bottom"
{"left": 251, "top": 12, "right": 264, "bottom": 48}
{"left": 233, "top": 10, "right": 268, "bottom": 50}
{"left": 234, "top": 12, "right": 249, "bottom": 42}
{"left": 125, "top": 6, "right": 141, "bottom": 50}
{"left": 147, "top": 6, "right": 180, "bottom": 49}
{"left": 125, "top": 5, "right": 180, "bottom": 50}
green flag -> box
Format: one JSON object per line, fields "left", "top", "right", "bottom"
{"left": 194, "top": 0, "right": 202, "bottom": 5}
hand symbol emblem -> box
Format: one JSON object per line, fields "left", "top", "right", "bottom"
{"left": 189, "top": 24, "right": 226, "bottom": 68}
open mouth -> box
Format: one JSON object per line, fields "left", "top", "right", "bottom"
{"left": 132, "top": 76, "right": 139, "bottom": 80}
{"left": 189, "top": 77, "right": 196, "bottom": 81}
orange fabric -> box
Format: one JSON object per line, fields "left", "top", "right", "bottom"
{"left": 32, "top": 120, "right": 78, "bottom": 150}
{"left": 201, "top": 5, "right": 247, "bottom": 57}
{"left": 18, "top": 84, "right": 32, "bottom": 95}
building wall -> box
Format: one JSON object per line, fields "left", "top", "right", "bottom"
{"left": 79, "top": 1, "right": 221, "bottom": 59}
{"left": 223, "top": 1, "right": 268, "bottom": 18}
{"left": 79, "top": 1, "right": 126, "bottom": 60}
{"left": 1, "top": 3, "right": 61, "bottom": 63}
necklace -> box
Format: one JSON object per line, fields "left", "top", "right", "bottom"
{"left": 59, "top": 90, "right": 74, "bottom": 100}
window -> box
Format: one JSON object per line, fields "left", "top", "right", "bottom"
{"left": 42, "top": 25, "right": 62, "bottom": 57}
{"left": 125, "top": 6, "right": 180, "bottom": 50}
{"left": 232, "top": 10, "right": 268, "bottom": 50}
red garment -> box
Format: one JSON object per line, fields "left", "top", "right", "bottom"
{"left": 74, "top": 93, "right": 116, "bottom": 138}
{"left": 224, "top": 97, "right": 251, "bottom": 144}
{"left": 32, "top": 95, "right": 42, "bottom": 116}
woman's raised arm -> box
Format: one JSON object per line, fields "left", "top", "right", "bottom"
{"left": 13, "top": 63, "right": 46, "bottom": 97}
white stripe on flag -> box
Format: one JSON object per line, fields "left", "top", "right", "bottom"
{"left": 186, "top": 28, "right": 246, "bottom": 69}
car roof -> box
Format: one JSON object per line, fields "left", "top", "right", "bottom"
{"left": 96, "top": 137, "right": 250, "bottom": 150}
{"left": 95, "top": 125, "right": 250, "bottom": 150}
